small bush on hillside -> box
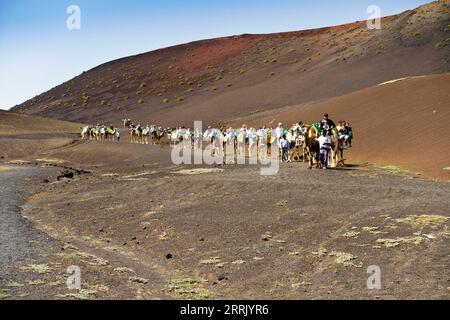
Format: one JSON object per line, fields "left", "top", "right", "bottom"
{"left": 177, "top": 97, "right": 185, "bottom": 102}
{"left": 137, "top": 99, "right": 145, "bottom": 104}
{"left": 435, "top": 42, "right": 445, "bottom": 49}
{"left": 162, "top": 98, "right": 170, "bottom": 104}
{"left": 410, "top": 32, "right": 421, "bottom": 37}
{"left": 101, "top": 100, "right": 108, "bottom": 106}
{"left": 215, "top": 75, "right": 222, "bottom": 81}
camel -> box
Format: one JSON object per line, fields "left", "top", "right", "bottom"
{"left": 151, "top": 127, "right": 165, "bottom": 145}
{"left": 256, "top": 130, "right": 268, "bottom": 160}
{"left": 123, "top": 119, "right": 133, "bottom": 128}
{"left": 248, "top": 129, "right": 259, "bottom": 159}
{"left": 236, "top": 130, "right": 246, "bottom": 157}
{"left": 224, "top": 129, "right": 237, "bottom": 161}
{"left": 130, "top": 127, "right": 142, "bottom": 144}
{"left": 305, "top": 124, "right": 321, "bottom": 169}
{"left": 170, "top": 128, "right": 185, "bottom": 146}
{"left": 211, "top": 129, "right": 224, "bottom": 158}
{"left": 328, "top": 128, "right": 345, "bottom": 168}
{"left": 81, "top": 126, "right": 91, "bottom": 140}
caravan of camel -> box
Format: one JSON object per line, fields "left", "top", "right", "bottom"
{"left": 81, "top": 116, "right": 353, "bottom": 169}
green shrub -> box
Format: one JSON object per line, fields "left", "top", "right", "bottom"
{"left": 162, "top": 98, "right": 170, "bottom": 104}
{"left": 137, "top": 99, "right": 145, "bottom": 104}
{"left": 410, "top": 32, "right": 421, "bottom": 37}
{"left": 101, "top": 100, "right": 108, "bottom": 106}
{"left": 435, "top": 42, "right": 445, "bottom": 49}
{"left": 215, "top": 75, "right": 222, "bottom": 81}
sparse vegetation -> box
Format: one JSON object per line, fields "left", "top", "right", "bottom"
{"left": 165, "top": 277, "right": 210, "bottom": 300}
{"left": 129, "top": 276, "right": 148, "bottom": 284}
{"left": 137, "top": 99, "right": 145, "bottom": 104}
{"left": 20, "top": 264, "right": 52, "bottom": 274}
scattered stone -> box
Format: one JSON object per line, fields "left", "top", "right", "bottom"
{"left": 57, "top": 170, "right": 74, "bottom": 180}
{"left": 218, "top": 274, "right": 229, "bottom": 281}
{"left": 261, "top": 232, "right": 273, "bottom": 241}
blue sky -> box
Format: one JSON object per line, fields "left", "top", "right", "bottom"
{"left": 0, "top": 0, "right": 430, "bottom": 110}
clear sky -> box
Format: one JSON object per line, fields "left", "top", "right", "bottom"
{"left": 0, "top": 0, "right": 431, "bottom": 110}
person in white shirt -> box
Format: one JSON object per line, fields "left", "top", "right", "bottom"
{"left": 115, "top": 129, "right": 120, "bottom": 142}
{"left": 275, "top": 123, "right": 284, "bottom": 139}
{"left": 279, "top": 135, "right": 290, "bottom": 162}
{"left": 275, "top": 122, "right": 284, "bottom": 148}
{"left": 316, "top": 130, "right": 332, "bottom": 169}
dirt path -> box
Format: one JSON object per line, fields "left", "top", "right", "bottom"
{"left": 0, "top": 166, "right": 59, "bottom": 272}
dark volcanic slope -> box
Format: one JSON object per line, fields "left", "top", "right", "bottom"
{"left": 12, "top": 1, "right": 450, "bottom": 126}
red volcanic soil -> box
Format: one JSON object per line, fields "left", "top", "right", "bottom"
{"left": 232, "top": 73, "right": 450, "bottom": 180}
{"left": 11, "top": 1, "right": 450, "bottom": 127}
